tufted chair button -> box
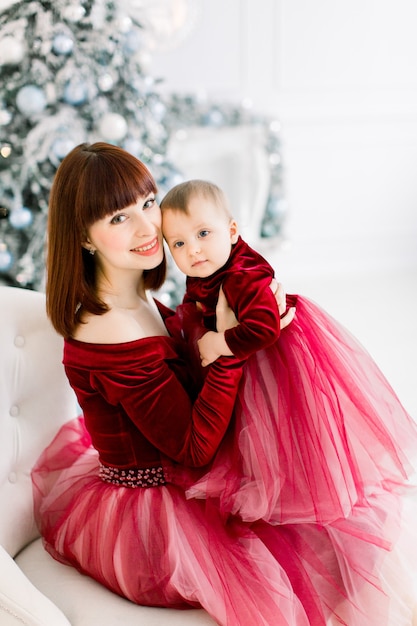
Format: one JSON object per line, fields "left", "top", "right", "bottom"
{"left": 14, "top": 335, "right": 25, "bottom": 347}
{"left": 10, "top": 405, "right": 19, "bottom": 417}
{"left": 8, "top": 472, "right": 17, "bottom": 484}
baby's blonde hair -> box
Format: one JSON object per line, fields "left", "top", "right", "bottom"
{"left": 160, "top": 179, "right": 232, "bottom": 219}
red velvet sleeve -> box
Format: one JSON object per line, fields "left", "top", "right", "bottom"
{"left": 90, "top": 343, "right": 245, "bottom": 468}
{"left": 223, "top": 270, "right": 281, "bottom": 359}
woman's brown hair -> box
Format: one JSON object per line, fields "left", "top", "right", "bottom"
{"left": 46, "top": 142, "right": 166, "bottom": 337}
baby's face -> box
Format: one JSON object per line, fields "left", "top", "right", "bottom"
{"left": 162, "top": 195, "right": 238, "bottom": 278}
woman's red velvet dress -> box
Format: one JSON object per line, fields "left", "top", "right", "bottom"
{"left": 32, "top": 284, "right": 417, "bottom": 625}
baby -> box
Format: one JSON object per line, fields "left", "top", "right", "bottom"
{"left": 160, "top": 178, "right": 417, "bottom": 538}
{"left": 160, "top": 179, "right": 294, "bottom": 367}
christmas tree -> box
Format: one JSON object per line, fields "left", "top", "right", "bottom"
{"left": 0, "top": 0, "right": 182, "bottom": 293}
{"left": 0, "top": 0, "right": 285, "bottom": 305}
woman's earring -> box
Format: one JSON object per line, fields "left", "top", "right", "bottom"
{"left": 89, "top": 248, "right": 95, "bottom": 256}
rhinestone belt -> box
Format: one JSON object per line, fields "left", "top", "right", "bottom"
{"left": 99, "top": 463, "right": 167, "bottom": 488}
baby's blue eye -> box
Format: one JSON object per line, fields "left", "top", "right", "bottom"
{"left": 173, "top": 241, "right": 184, "bottom": 249}
{"left": 199, "top": 230, "right": 209, "bottom": 238}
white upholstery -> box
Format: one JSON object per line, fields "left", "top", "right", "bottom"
{"left": 0, "top": 286, "right": 215, "bottom": 625}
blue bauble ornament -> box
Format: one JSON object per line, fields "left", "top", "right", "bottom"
{"left": 16, "top": 85, "right": 47, "bottom": 117}
{"left": 52, "top": 33, "right": 74, "bottom": 55}
{"left": 150, "top": 100, "right": 166, "bottom": 122}
{"left": 123, "top": 30, "right": 141, "bottom": 54}
{"left": 123, "top": 137, "right": 143, "bottom": 157}
{"left": 64, "top": 79, "right": 87, "bottom": 105}
{"left": 202, "top": 108, "right": 224, "bottom": 126}
{"left": 9, "top": 206, "right": 33, "bottom": 229}
{"left": 51, "top": 136, "right": 75, "bottom": 163}
{"left": 0, "top": 106, "right": 12, "bottom": 125}
{"left": 0, "top": 244, "right": 13, "bottom": 271}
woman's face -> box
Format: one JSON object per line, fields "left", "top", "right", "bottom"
{"left": 84, "top": 193, "right": 164, "bottom": 274}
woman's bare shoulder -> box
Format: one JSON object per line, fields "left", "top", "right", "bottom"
{"left": 73, "top": 308, "right": 145, "bottom": 344}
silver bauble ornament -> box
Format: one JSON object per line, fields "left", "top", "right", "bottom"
{"left": 98, "top": 113, "right": 128, "bottom": 141}
{"left": 0, "top": 36, "right": 25, "bottom": 65}
{"left": 16, "top": 85, "right": 47, "bottom": 117}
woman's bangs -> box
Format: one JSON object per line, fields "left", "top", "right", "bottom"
{"left": 78, "top": 154, "right": 157, "bottom": 227}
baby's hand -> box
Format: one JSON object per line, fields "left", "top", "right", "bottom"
{"left": 197, "top": 332, "right": 221, "bottom": 367}
{"left": 197, "top": 331, "right": 233, "bottom": 367}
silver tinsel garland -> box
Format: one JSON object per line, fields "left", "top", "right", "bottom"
{"left": 0, "top": 0, "right": 285, "bottom": 307}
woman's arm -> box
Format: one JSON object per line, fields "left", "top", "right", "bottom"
{"left": 198, "top": 280, "right": 296, "bottom": 366}
{"left": 89, "top": 349, "right": 247, "bottom": 468}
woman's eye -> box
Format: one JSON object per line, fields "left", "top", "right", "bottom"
{"left": 144, "top": 197, "right": 155, "bottom": 210}
{"left": 199, "top": 229, "right": 209, "bottom": 238}
{"left": 110, "top": 213, "right": 126, "bottom": 225}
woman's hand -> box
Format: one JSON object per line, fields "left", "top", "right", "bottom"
{"left": 215, "top": 287, "right": 238, "bottom": 333}
{"left": 271, "top": 279, "right": 296, "bottom": 329}
{"left": 216, "top": 280, "right": 296, "bottom": 334}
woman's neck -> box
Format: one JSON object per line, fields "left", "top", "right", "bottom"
{"left": 97, "top": 269, "right": 147, "bottom": 311}
{"left": 74, "top": 269, "right": 168, "bottom": 342}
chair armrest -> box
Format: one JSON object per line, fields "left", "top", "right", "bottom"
{"left": 0, "top": 545, "right": 71, "bottom": 626}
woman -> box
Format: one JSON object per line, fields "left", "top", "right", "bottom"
{"left": 33, "top": 142, "right": 416, "bottom": 626}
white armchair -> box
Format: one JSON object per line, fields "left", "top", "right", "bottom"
{"left": 0, "top": 286, "right": 215, "bottom": 626}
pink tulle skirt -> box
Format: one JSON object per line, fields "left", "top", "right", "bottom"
{"left": 32, "top": 296, "right": 417, "bottom": 625}
{"left": 186, "top": 296, "right": 417, "bottom": 525}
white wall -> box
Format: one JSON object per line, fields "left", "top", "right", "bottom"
{"left": 149, "top": 0, "right": 417, "bottom": 280}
